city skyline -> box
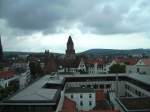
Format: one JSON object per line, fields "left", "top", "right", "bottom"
{"left": 1, "top": 0, "right": 150, "bottom": 53}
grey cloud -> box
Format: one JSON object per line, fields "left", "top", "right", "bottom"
{"left": 0, "top": 0, "right": 150, "bottom": 35}
{"left": 1, "top": 0, "right": 72, "bottom": 31}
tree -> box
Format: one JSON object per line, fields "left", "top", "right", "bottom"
{"left": 109, "top": 64, "right": 126, "bottom": 73}
{"left": 29, "top": 61, "right": 43, "bottom": 79}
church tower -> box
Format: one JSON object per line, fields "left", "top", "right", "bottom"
{"left": 0, "top": 35, "right": 3, "bottom": 61}
{"left": 65, "top": 36, "right": 76, "bottom": 60}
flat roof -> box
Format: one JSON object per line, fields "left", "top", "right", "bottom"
{"left": 117, "top": 97, "right": 150, "bottom": 111}
{"left": 128, "top": 73, "right": 150, "bottom": 85}
{"left": 61, "top": 73, "right": 127, "bottom": 78}
{"left": 62, "top": 73, "right": 150, "bottom": 85}
{"left": 3, "top": 75, "right": 64, "bottom": 104}
{"left": 65, "top": 87, "right": 95, "bottom": 93}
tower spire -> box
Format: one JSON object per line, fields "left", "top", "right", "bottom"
{"left": 67, "top": 36, "right": 73, "bottom": 45}
{"left": 65, "top": 35, "right": 76, "bottom": 60}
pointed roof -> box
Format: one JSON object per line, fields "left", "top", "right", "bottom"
{"left": 67, "top": 36, "right": 73, "bottom": 44}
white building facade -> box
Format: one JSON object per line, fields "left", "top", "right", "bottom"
{"left": 65, "top": 87, "right": 96, "bottom": 111}
{"left": 126, "top": 59, "right": 150, "bottom": 75}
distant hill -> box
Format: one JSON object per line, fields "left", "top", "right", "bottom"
{"left": 3, "top": 49, "right": 150, "bottom": 58}
{"left": 3, "top": 51, "right": 63, "bottom": 58}
{"left": 81, "top": 49, "right": 150, "bottom": 57}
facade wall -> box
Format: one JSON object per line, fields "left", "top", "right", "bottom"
{"left": 19, "top": 70, "right": 31, "bottom": 89}
{"left": 126, "top": 65, "right": 150, "bottom": 75}
{"left": 125, "top": 81, "right": 150, "bottom": 97}
{"left": 88, "top": 64, "right": 108, "bottom": 74}
{"left": 65, "top": 92, "right": 95, "bottom": 111}
{"left": 65, "top": 80, "right": 126, "bottom": 97}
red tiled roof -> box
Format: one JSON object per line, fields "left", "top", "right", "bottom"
{"left": 143, "top": 59, "right": 150, "bottom": 65}
{"left": 96, "top": 90, "right": 105, "bottom": 101}
{"left": 114, "top": 58, "right": 138, "bottom": 65}
{"left": 62, "top": 97, "right": 77, "bottom": 112}
{"left": 87, "top": 59, "right": 105, "bottom": 65}
{"left": 0, "top": 71, "right": 15, "bottom": 79}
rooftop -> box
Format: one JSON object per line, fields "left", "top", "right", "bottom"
{"left": 117, "top": 97, "right": 150, "bottom": 111}
{"left": 2, "top": 75, "right": 64, "bottom": 105}
{"left": 65, "top": 87, "right": 95, "bottom": 93}
{"left": 96, "top": 90, "right": 105, "bottom": 101}
{"left": 128, "top": 73, "right": 150, "bottom": 85}
{"left": 62, "top": 97, "right": 77, "bottom": 112}
{"left": 0, "top": 71, "right": 15, "bottom": 79}
{"left": 143, "top": 58, "right": 150, "bottom": 66}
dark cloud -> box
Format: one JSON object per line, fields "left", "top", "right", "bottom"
{"left": 0, "top": 0, "right": 150, "bottom": 35}
{"left": 0, "top": 0, "right": 70, "bottom": 31}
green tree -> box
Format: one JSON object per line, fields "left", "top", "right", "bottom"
{"left": 29, "top": 61, "right": 43, "bottom": 79}
{"left": 109, "top": 64, "right": 126, "bottom": 73}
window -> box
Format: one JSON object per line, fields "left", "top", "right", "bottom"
{"left": 94, "top": 85, "right": 98, "bottom": 89}
{"left": 106, "top": 84, "right": 111, "bottom": 89}
{"left": 125, "top": 84, "right": 129, "bottom": 90}
{"left": 87, "top": 85, "right": 91, "bottom": 88}
{"left": 80, "top": 101, "right": 83, "bottom": 106}
{"left": 71, "top": 94, "right": 73, "bottom": 99}
{"left": 137, "top": 68, "right": 140, "bottom": 72}
{"left": 138, "top": 91, "right": 141, "bottom": 96}
{"left": 100, "top": 84, "right": 104, "bottom": 89}
{"left": 80, "top": 94, "right": 83, "bottom": 98}
{"left": 89, "top": 101, "right": 92, "bottom": 106}
{"left": 125, "top": 91, "right": 128, "bottom": 96}
{"left": 89, "top": 94, "right": 92, "bottom": 98}
{"left": 135, "top": 89, "right": 138, "bottom": 95}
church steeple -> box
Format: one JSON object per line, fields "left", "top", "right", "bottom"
{"left": 0, "top": 35, "right": 3, "bottom": 61}
{"left": 67, "top": 36, "right": 73, "bottom": 45}
{"left": 67, "top": 36, "right": 74, "bottom": 50}
{"left": 65, "top": 36, "right": 76, "bottom": 60}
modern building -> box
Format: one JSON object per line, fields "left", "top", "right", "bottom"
{"left": 116, "top": 97, "right": 150, "bottom": 112}
{"left": 0, "top": 75, "right": 65, "bottom": 112}
{"left": 19, "top": 69, "right": 31, "bottom": 89}
{"left": 0, "top": 73, "right": 150, "bottom": 112}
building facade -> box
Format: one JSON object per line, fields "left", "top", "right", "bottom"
{"left": 126, "top": 58, "right": 150, "bottom": 75}
{"left": 65, "top": 87, "right": 96, "bottom": 111}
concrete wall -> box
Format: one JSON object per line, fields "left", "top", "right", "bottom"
{"left": 65, "top": 80, "right": 126, "bottom": 97}
{"left": 125, "top": 81, "right": 150, "bottom": 97}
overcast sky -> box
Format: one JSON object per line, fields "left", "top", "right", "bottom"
{"left": 0, "top": 0, "right": 150, "bottom": 53}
